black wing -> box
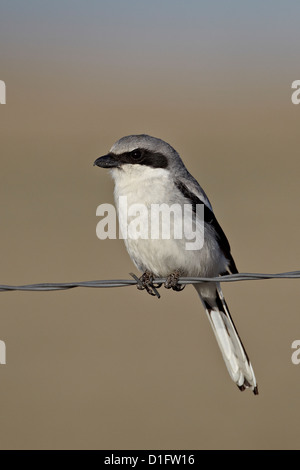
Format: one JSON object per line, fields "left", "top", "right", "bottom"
{"left": 174, "top": 180, "right": 238, "bottom": 274}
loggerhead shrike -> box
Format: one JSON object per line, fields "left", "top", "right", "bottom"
{"left": 94, "top": 134, "right": 258, "bottom": 395}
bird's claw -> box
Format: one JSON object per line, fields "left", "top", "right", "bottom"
{"left": 130, "top": 271, "right": 162, "bottom": 299}
{"left": 164, "top": 270, "right": 185, "bottom": 291}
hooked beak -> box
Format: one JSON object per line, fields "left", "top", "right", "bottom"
{"left": 93, "top": 154, "right": 119, "bottom": 168}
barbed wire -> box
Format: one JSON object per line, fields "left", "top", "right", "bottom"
{"left": 0, "top": 271, "right": 299, "bottom": 293}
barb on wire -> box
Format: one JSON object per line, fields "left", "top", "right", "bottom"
{"left": 0, "top": 271, "right": 299, "bottom": 293}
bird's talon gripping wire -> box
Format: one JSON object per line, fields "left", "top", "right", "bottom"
{"left": 130, "top": 272, "right": 162, "bottom": 299}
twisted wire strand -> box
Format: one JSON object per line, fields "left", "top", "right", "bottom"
{"left": 0, "top": 271, "right": 299, "bottom": 292}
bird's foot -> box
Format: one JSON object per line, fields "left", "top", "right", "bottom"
{"left": 164, "top": 270, "right": 185, "bottom": 291}
{"left": 130, "top": 271, "right": 162, "bottom": 299}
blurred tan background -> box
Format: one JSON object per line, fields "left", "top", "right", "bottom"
{"left": 0, "top": 1, "right": 300, "bottom": 449}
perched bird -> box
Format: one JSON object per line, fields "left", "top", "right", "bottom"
{"left": 94, "top": 134, "right": 258, "bottom": 394}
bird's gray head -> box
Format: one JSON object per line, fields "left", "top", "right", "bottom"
{"left": 93, "top": 134, "right": 185, "bottom": 173}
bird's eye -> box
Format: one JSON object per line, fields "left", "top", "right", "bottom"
{"left": 131, "top": 149, "right": 142, "bottom": 160}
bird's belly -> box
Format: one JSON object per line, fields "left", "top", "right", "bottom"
{"left": 114, "top": 176, "right": 226, "bottom": 277}
{"left": 124, "top": 237, "right": 192, "bottom": 276}
{"left": 123, "top": 225, "right": 224, "bottom": 278}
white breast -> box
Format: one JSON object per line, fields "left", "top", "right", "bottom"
{"left": 110, "top": 165, "right": 226, "bottom": 277}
